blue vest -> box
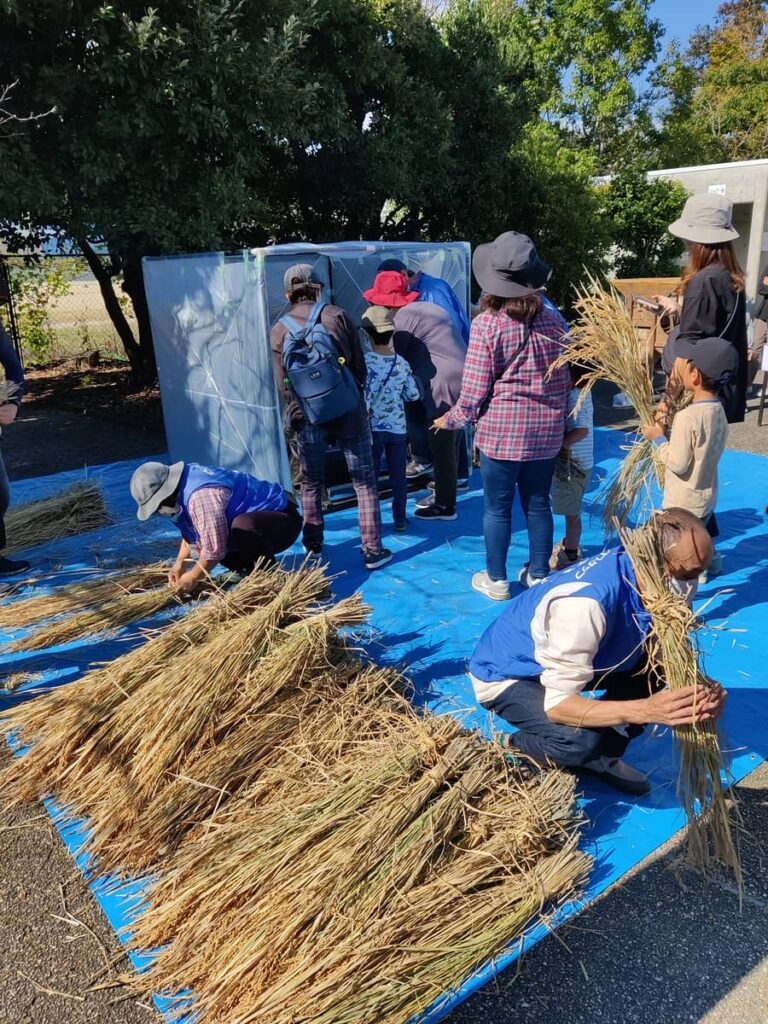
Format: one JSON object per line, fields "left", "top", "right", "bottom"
{"left": 470, "top": 548, "right": 652, "bottom": 683}
{"left": 175, "top": 463, "right": 287, "bottom": 546}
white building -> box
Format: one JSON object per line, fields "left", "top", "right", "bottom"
{"left": 648, "top": 158, "right": 768, "bottom": 311}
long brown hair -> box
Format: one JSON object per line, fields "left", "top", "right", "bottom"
{"left": 479, "top": 292, "right": 542, "bottom": 321}
{"left": 678, "top": 242, "right": 744, "bottom": 294}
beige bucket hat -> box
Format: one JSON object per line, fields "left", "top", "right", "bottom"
{"left": 668, "top": 193, "right": 739, "bottom": 245}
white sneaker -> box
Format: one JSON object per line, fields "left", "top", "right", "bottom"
{"left": 472, "top": 571, "right": 510, "bottom": 601}
{"left": 581, "top": 756, "right": 650, "bottom": 796}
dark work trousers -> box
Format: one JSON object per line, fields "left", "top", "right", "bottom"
{"left": 428, "top": 428, "right": 461, "bottom": 509}
{"left": 484, "top": 653, "right": 661, "bottom": 768}
{"left": 220, "top": 503, "right": 302, "bottom": 573}
{"left": 0, "top": 444, "right": 10, "bottom": 551}
{"left": 371, "top": 430, "right": 409, "bottom": 524}
{"left": 406, "top": 401, "right": 469, "bottom": 480}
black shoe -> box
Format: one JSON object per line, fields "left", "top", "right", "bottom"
{"left": 303, "top": 542, "right": 323, "bottom": 556}
{"left": 0, "top": 557, "right": 30, "bottom": 576}
{"left": 414, "top": 504, "right": 457, "bottom": 521}
{"left": 364, "top": 547, "right": 392, "bottom": 570}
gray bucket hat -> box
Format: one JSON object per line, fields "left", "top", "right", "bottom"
{"left": 668, "top": 193, "right": 739, "bottom": 245}
{"left": 283, "top": 263, "right": 324, "bottom": 293}
{"left": 130, "top": 461, "right": 184, "bottom": 521}
{"left": 472, "top": 231, "right": 551, "bottom": 298}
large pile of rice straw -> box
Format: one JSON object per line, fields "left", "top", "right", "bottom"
{"left": 0, "top": 563, "right": 590, "bottom": 1023}
{"left": 620, "top": 519, "right": 741, "bottom": 884}
{"left": 549, "top": 278, "right": 670, "bottom": 530}
{"left": 4, "top": 481, "right": 111, "bottom": 553}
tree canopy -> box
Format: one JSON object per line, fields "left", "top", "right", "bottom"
{"left": 0, "top": 0, "right": 762, "bottom": 376}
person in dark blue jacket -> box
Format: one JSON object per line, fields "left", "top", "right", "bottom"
{"left": 469, "top": 508, "right": 726, "bottom": 795}
{"left": 130, "top": 461, "right": 301, "bottom": 591}
{"left": 0, "top": 318, "right": 28, "bottom": 576}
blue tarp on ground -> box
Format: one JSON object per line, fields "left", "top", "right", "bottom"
{"left": 1, "top": 427, "right": 766, "bottom": 1023}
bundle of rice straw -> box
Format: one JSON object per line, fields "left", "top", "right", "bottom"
{"left": 0, "top": 564, "right": 294, "bottom": 807}
{"left": 4, "top": 481, "right": 111, "bottom": 553}
{"left": 620, "top": 520, "right": 741, "bottom": 883}
{"left": 0, "top": 563, "right": 169, "bottom": 630}
{"left": 2, "top": 564, "right": 590, "bottom": 1023}
{"left": 3, "top": 577, "right": 199, "bottom": 653}
{"left": 549, "top": 278, "right": 663, "bottom": 530}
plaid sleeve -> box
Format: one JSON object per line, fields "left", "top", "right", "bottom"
{"left": 442, "top": 322, "right": 494, "bottom": 428}
{"left": 187, "top": 487, "right": 231, "bottom": 561}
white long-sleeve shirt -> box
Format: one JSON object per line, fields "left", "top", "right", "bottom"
{"left": 471, "top": 591, "right": 608, "bottom": 712}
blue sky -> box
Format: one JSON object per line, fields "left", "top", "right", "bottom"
{"left": 651, "top": 0, "right": 723, "bottom": 47}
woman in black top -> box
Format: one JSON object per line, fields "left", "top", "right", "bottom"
{"left": 655, "top": 193, "right": 748, "bottom": 423}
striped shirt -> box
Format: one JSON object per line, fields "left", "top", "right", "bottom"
{"left": 442, "top": 304, "right": 570, "bottom": 461}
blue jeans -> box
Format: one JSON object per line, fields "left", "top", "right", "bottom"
{"left": 484, "top": 653, "right": 655, "bottom": 768}
{"left": 372, "top": 431, "right": 408, "bottom": 523}
{"left": 480, "top": 453, "right": 556, "bottom": 581}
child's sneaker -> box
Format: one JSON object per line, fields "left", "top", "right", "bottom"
{"left": 393, "top": 519, "right": 408, "bottom": 532}
{"left": 549, "top": 541, "right": 582, "bottom": 571}
{"left": 471, "top": 571, "right": 510, "bottom": 601}
{"left": 364, "top": 547, "right": 393, "bottom": 570}
{"left": 405, "top": 459, "right": 433, "bottom": 479}
{"left": 699, "top": 549, "right": 724, "bottom": 584}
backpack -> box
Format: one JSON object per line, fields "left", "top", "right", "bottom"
{"left": 280, "top": 302, "right": 361, "bottom": 425}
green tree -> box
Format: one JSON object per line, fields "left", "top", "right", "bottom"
{"left": 654, "top": 1, "right": 768, "bottom": 166}
{"left": 535, "top": 0, "right": 662, "bottom": 170}
{"left": 600, "top": 168, "right": 688, "bottom": 278}
{"left": 0, "top": 1, "right": 323, "bottom": 379}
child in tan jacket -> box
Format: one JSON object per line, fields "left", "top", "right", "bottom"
{"left": 641, "top": 336, "right": 737, "bottom": 592}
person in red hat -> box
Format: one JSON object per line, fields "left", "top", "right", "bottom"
{"left": 363, "top": 271, "right": 467, "bottom": 521}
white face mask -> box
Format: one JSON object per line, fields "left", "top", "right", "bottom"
{"left": 156, "top": 502, "right": 180, "bottom": 519}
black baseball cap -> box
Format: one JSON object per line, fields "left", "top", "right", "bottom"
{"left": 675, "top": 337, "right": 738, "bottom": 385}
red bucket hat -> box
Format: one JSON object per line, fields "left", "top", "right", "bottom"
{"left": 363, "top": 270, "right": 419, "bottom": 308}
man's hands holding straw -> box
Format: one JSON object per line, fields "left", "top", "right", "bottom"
{"left": 641, "top": 681, "right": 727, "bottom": 728}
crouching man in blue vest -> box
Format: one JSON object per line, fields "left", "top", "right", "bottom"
{"left": 469, "top": 508, "right": 726, "bottom": 796}
{"left": 130, "top": 461, "right": 301, "bottom": 592}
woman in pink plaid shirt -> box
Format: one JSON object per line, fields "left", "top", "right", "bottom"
{"left": 434, "top": 232, "right": 570, "bottom": 601}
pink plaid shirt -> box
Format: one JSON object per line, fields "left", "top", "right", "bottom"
{"left": 442, "top": 304, "right": 570, "bottom": 461}
{"left": 187, "top": 487, "right": 231, "bottom": 561}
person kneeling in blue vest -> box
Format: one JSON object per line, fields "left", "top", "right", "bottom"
{"left": 130, "top": 461, "right": 301, "bottom": 592}
{"left": 469, "top": 508, "right": 726, "bottom": 796}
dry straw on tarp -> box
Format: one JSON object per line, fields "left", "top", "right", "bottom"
{"left": 4, "top": 580, "right": 192, "bottom": 653}
{"left": 620, "top": 520, "right": 741, "bottom": 884}
{"left": 549, "top": 278, "right": 663, "bottom": 529}
{"left": 1, "top": 564, "right": 590, "bottom": 1024}
{"left": 3, "top": 481, "right": 111, "bottom": 553}
{"left": 0, "top": 564, "right": 292, "bottom": 808}
{"left": 0, "top": 563, "right": 169, "bottom": 630}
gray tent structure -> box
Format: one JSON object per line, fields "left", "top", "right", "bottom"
{"left": 143, "top": 241, "right": 471, "bottom": 489}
